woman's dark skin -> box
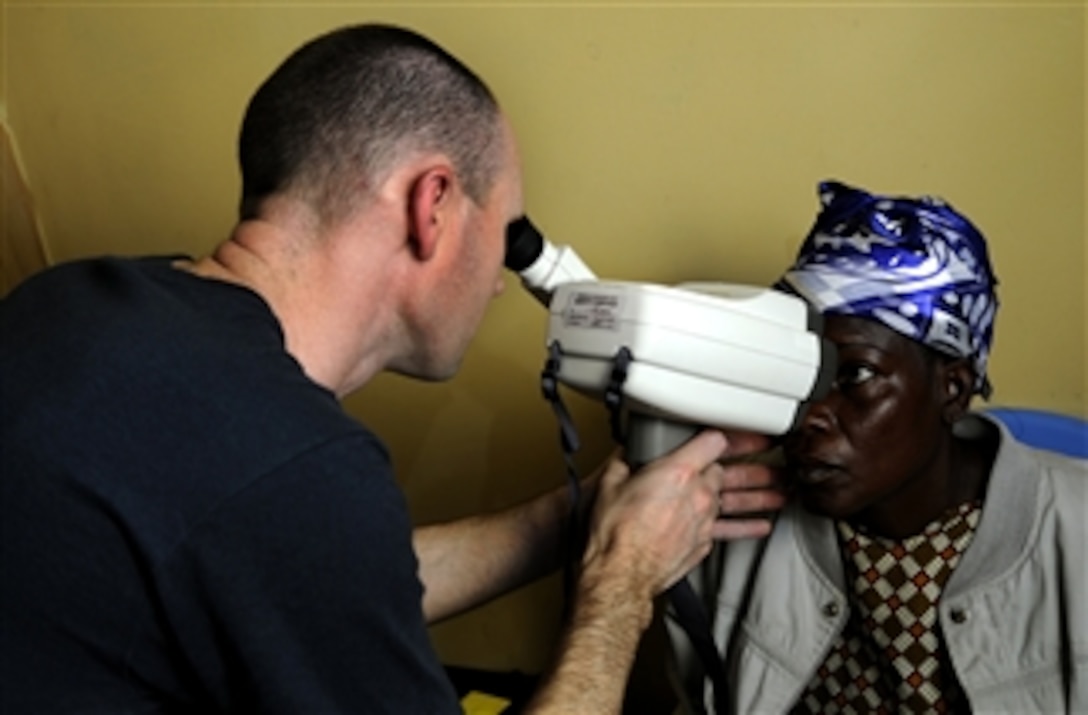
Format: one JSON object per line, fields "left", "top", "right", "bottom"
{"left": 785, "top": 314, "right": 999, "bottom": 539}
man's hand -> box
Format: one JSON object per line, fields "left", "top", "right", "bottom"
{"left": 525, "top": 430, "right": 785, "bottom": 714}
{"left": 713, "top": 429, "right": 787, "bottom": 540}
{"left": 581, "top": 430, "right": 784, "bottom": 601}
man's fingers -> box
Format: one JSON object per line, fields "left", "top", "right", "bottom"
{"left": 597, "top": 454, "right": 632, "bottom": 489}
{"left": 710, "top": 518, "right": 775, "bottom": 541}
{"left": 719, "top": 487, "right": 787, "bottom": 516}
{"left": 660, "top": 429, "right": 728, "bottom": 472}
{"left": 720, "top": 430, "right": 774, "bottom": 454}
{"left": 715, "top": 461, "right": 783, "bottom": 490}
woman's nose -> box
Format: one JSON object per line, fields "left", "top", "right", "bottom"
{"left": 798, "top": 393, "right": 838, "bottom": 435}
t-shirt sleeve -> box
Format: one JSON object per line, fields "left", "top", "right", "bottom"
{"left": 151, "top": 433, "right": 461, "bottom": 714}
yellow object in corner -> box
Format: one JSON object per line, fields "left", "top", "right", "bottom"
{"left": 460, "top": 689, "right": 511, "bottom": 715}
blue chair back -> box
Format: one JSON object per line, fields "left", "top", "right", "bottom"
{"left": 985, "top": 408, "right": 1088, "bottom": 458}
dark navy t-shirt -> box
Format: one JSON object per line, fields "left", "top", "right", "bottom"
{"left": 0, "top": 257, "right": 460, "bottom": 713}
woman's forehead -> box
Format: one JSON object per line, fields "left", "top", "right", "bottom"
{"left": 824, "top": 314, "right": 925, "bottom": 356}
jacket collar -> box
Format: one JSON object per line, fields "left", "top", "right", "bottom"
{"left": 793, "top": 413, "right": 1037, "bottom": 594}
{"left": 944, "top": 413, "right": 1037, "bottom": 595}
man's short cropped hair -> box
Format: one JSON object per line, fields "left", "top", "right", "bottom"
{"left": 238, "top": 24, "right": 504, "bottom": 222}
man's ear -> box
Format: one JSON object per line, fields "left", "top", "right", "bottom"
{"left": 406, "top": 165, "right": 457, "bottom": 262}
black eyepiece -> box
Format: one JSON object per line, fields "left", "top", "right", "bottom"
{"left": 504, "top": 216, "right": 544, "bottom": 272}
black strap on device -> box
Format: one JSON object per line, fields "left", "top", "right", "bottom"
{"left": 604, "top": 346, "right": 633, "bottom": 445}
{"left": 540, "top": 341, "right": 583, "bottom": 610}
{"left": 669, "top": 580, "right": 731, "bottom": 715}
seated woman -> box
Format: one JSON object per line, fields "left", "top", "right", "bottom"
{"left": 667, "top": 181, "right": 1086, "bottom": 714}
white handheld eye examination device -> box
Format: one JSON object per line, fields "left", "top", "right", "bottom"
{"left": 505, "top": 216, "right": 836, "bottom": 464}
{"left": 505, "top": 216, "right": 836, "bottom": 715}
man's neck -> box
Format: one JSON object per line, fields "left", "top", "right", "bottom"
{"left": 181, "top": 216, "right": 400, "bottom": 398}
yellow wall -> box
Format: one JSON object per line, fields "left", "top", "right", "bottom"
{"left": 4, "top": 1, "right": 1085, "bottom": 673}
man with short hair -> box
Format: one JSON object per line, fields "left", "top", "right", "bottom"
{"left": 0, "top": 24, "right": 783, "bottom": 713}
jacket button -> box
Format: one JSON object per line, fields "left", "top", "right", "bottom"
{"left": 822, "top": 602, "right": 840, "bottom": 618}
{"left": 950, "top": 608, "right": 968, "bottom": 624}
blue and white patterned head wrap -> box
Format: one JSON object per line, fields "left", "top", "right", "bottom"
{"left": 779, "top": 180, "right": 998, "bottom": 398}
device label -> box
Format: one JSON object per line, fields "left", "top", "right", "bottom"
{"left": 563, "top": 291, "right": 622, "bottom": 330}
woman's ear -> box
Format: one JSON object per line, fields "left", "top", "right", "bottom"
{"left": 406, "top": 165, "right": 456, "bottom": 262}
{"left": 940, "top": 357, "right": 976, "bottom": 424}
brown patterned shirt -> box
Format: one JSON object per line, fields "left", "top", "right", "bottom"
{"left": 792, "top": 500, "right": 982, "bottom": 714}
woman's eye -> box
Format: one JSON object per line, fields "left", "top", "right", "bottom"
{"left": 837, "top": 363, "right": 875, "bottom": 388}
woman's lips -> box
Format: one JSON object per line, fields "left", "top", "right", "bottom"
{"left": 792, "top": 460, "right": 846, "bottom": 486}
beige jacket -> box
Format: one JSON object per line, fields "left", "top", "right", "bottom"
{"left": 668, "top": 415, "right": 1088, "bottom": 714}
